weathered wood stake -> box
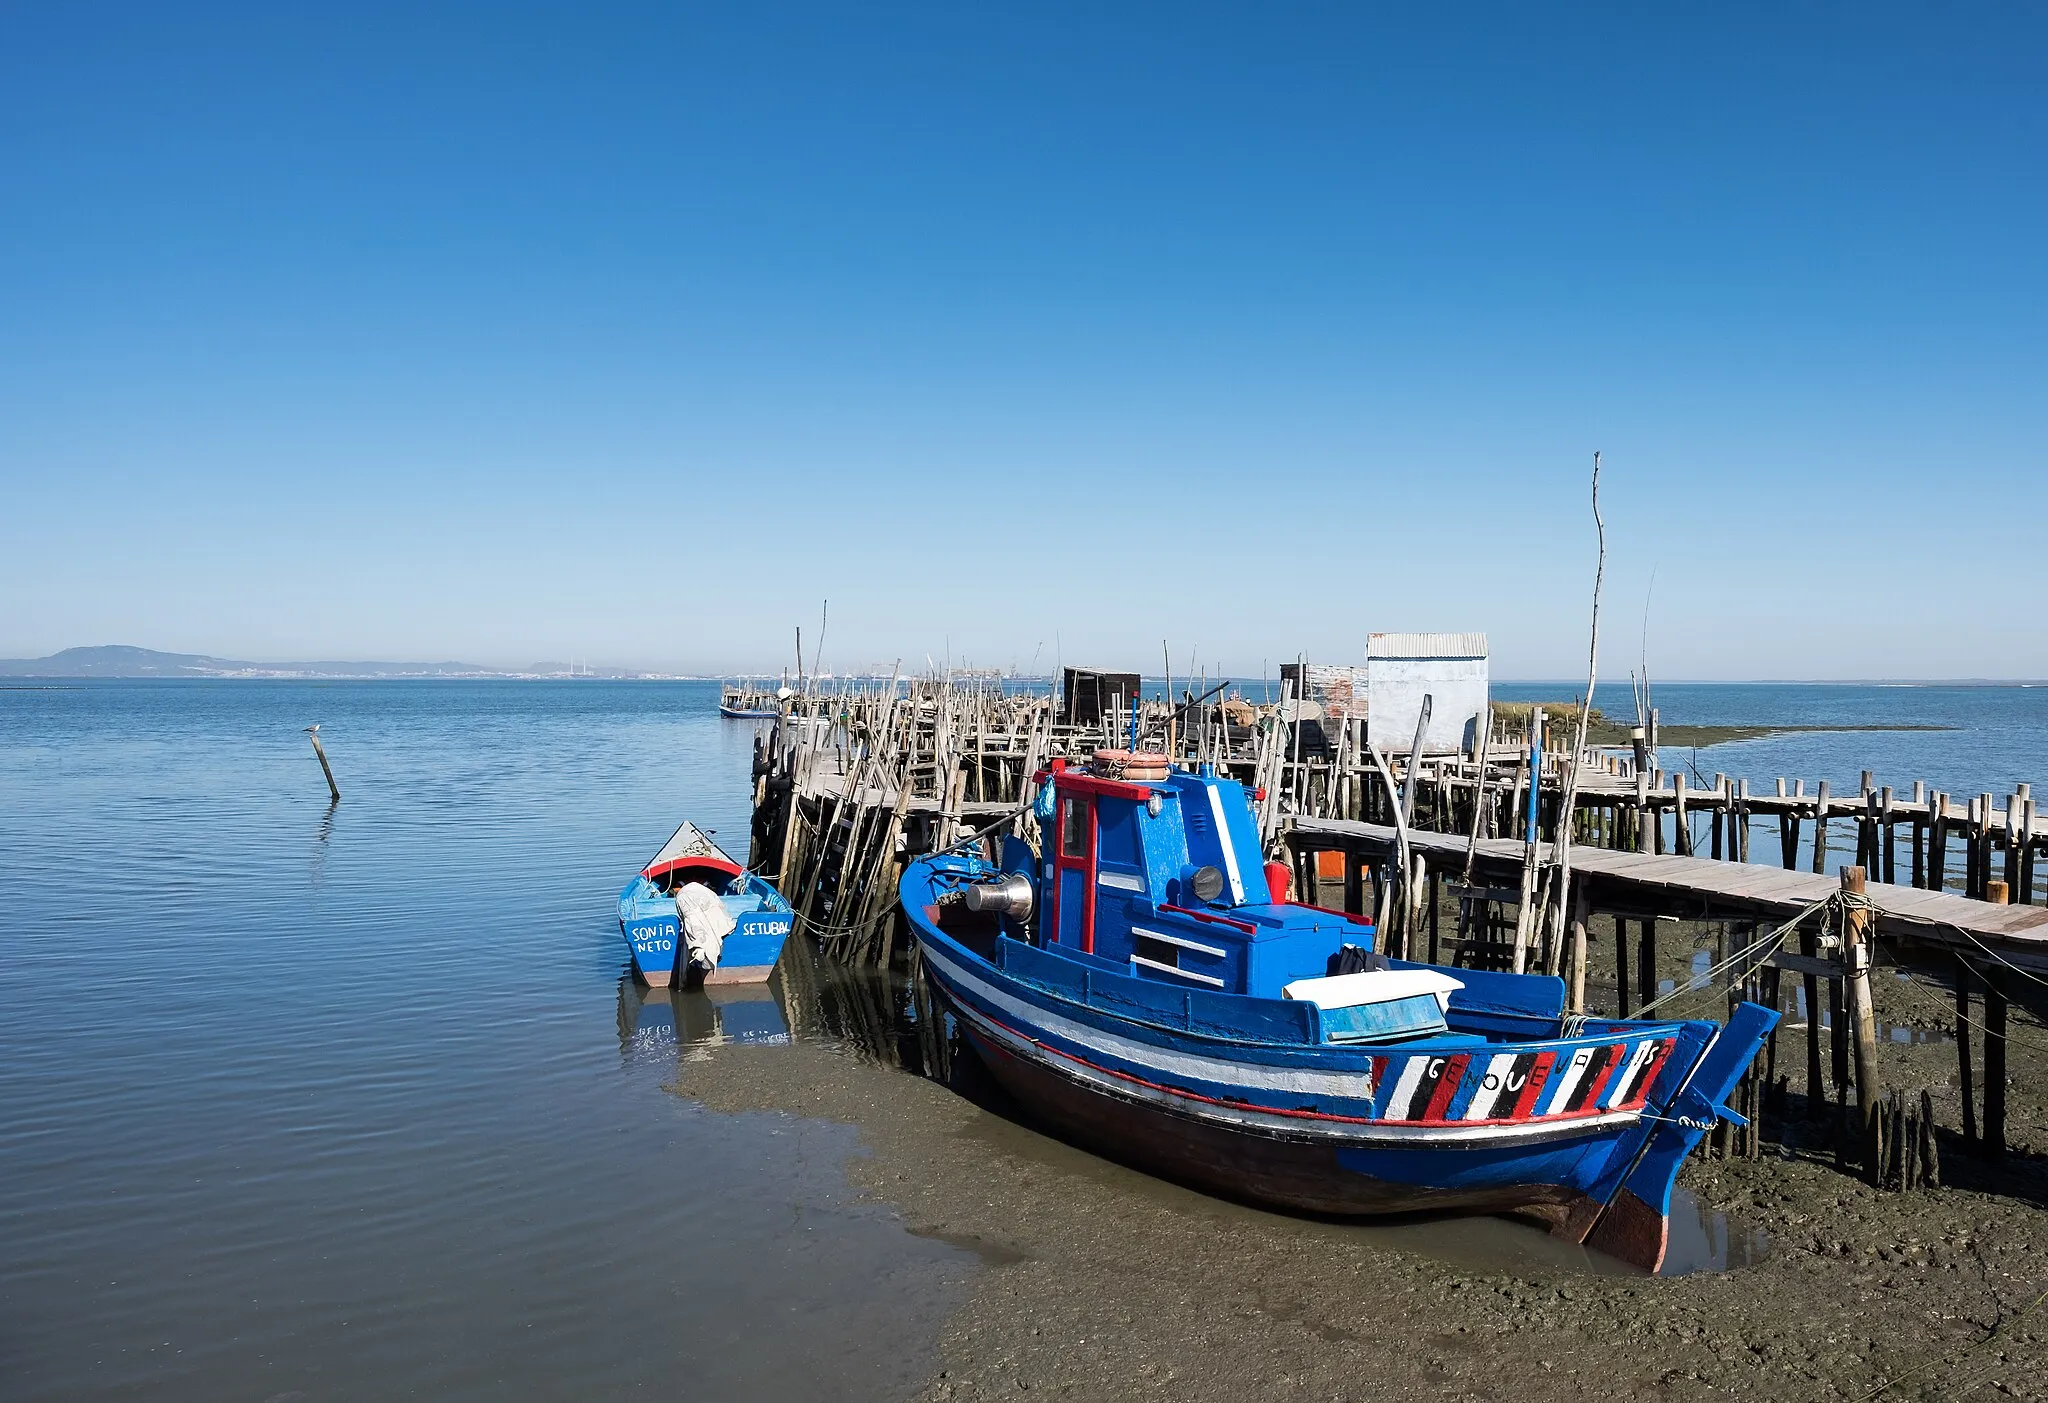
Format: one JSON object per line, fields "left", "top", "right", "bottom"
{"left": 1841, "top": 866, "right": 1883, "bottom": 1180}
{"left": 305, "top": 725, "right": 340, "bottom": 802}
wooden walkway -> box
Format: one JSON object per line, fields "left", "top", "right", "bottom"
{"left": 1291, "top": 816, "right": 2048, "bottom": 972}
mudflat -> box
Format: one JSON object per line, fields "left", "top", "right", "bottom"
{"left": 671, "top": 949, "right": 2048, "bottom": 1403}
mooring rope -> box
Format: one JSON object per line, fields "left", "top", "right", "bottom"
{"left": 1944, "top": 921, "right": 2048, "bottom": 993}
{"left": 1872, "top": 937, "right": 2048, "bottom": 1054}
{"left": 1621, "top": 891, "right": 1837, "bottom": 1022}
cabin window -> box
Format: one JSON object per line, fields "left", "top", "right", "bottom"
{"left": 1133, "top": 934, "right": 1180, "bottom": 969}
{"left": 1097, "top": 804, "right": 1140, "bottom": 869}
{"left": 1060, "top": 796, "right": 1088, "bottom": 858}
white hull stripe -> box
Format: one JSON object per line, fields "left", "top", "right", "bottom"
{"left": 955, "top": 994, "right": 1639, "bottom": 1147}
{"left": 921, "top": 929, "right": 1671, "bottom": 1138}
{"left": 1461, "top": 1052, "right": 1520, "bottom": 1121}
{"left": 922, "top": 940, "right": 1374, "bottom": 1100}
{"left": 1606, "top": 1039, "right": 1656, "bottom": 1109}
{"left": 1542, "top": 1044, "right": 1597, "bottom": 1114}
{"left": 1381, "top": 1053, "right": 1429, "bottom": 1115}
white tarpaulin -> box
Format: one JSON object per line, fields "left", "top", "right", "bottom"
{"left": 673, "top": 882, "right": 737, "bottom": 970}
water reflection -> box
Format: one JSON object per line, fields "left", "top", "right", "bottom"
{"left": 616, "top": 977, "right": 793, "bottom": 1058}
{"left": 1788, "top": 984, "right": 1954, "bottom": 1044}
{"left": 308, "top": 798, "right": 338, "bottom": 887}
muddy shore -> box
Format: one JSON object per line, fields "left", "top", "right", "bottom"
{"left": 669, "top": 938, "right": 2048, "bottom": 1403}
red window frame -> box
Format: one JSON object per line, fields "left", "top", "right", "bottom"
{"left": 1050, "top": 785, "right": 1099, "bottom": 953}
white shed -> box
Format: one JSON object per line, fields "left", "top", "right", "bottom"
{"left": 1366, "top": 632, "right": 1489, "bottom": 756}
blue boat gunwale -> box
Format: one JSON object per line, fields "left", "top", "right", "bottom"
{"left": 911, "top": 858, "right": 1697, "bottom": 1064}
{"left": 913, "top": 876, "right": 1695, "bottom": 1081}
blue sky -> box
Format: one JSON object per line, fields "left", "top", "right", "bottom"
{"left": 2, "top": 4, "right": 2042, "bottom": 678}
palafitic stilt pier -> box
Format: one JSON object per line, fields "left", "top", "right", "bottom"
{"left": 738, "top": 660, "right": 2045, "bottom": 1197}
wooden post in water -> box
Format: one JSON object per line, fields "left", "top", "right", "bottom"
{"left": 1911, "top": 781, "right": 1927, "bottom": 888}
{"left": 1810, "top": 781, "right": 1830, "bottom": 874}
{"left": 1840, "top": 866, "right": 1882, "bottom": 1181}
{"left": 1930, "top": 791, "right": 1950, "bottom": 891}
{"left": 2004, "top": 792, "right": 2023, "bottom": 901}
{"left": 304, "top": 725, "right": 340, "bottom": 802}
{"left": 1975, "top": 794, "right": 1994, "bottom": 899}
{"left": 1880, "top": 786, "right": 1896, "bottom": 885}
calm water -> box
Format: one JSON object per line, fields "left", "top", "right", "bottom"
{"left": 0, "top": 681, "right": 968, "bottom": 1402}
{"left": 1495, "top": 680, "right": 2048, "bottom": 799}
{"left": 4, "top": 679, "right": 2039, "bottom": 1398}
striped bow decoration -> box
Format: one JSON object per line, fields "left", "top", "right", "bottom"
{"left": 1372, "top": 1038, "right": 1675, "bottom": 1126}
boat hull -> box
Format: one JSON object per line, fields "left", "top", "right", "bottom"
{"left": 618, "top": 839, "right": 795, "bottom": 987}
{"left": 621, "top": 910, "right": 682, "bottom": 987}
{"left": 911, "top": 912, "right": 1773, "bottom": 1274}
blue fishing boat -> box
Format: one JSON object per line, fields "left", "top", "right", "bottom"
{"left": 901, "top": 758, "right": 1776, "bottom": 1272}
{"left": 617, "top": 820, "right": 795, "bottom": 987}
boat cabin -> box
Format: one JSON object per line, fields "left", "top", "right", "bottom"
{"left": 1032, "top": 760, "right": 1376, "bottom": 1001}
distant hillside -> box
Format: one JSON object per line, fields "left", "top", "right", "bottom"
{"left": 0, "top": 645, "right": 513, "bottom": 679}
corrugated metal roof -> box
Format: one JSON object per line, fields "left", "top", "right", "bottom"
{"left": 1366, "top": 632, "right": 1489, "bottom": 660}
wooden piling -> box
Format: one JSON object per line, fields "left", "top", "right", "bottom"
{"left": 1984, "top": 969, "right": 2008, "bottom": 1158}
{"left": 1841, "top": 866, "right": 1883, "bottom": 1180}
{"left": 1613, "top": 914, "right": 1632, "bottom": 1018}
{"left": 1803, "top": 922, "right": 1826, "bottom": 1124}
{"left": 1955, "top": 954, "right": 1978, "bottom": 1145}
{"left": 1567, "top": 879, "right": 1589, "bottom": 1014}
{"left": 305, "top": 726, "right": 340, "bottom": 802}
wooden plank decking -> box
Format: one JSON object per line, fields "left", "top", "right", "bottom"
{"left": 1290, "top": 815, "right": 2048, "bottom": 969}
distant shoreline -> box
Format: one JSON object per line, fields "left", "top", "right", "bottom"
{"left": 5, "top": 647, "right": 2048, "bottom": 687}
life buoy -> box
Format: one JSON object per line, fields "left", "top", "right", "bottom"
{"left": 1088, "top": 748, "right": 1171, "bottom": 782}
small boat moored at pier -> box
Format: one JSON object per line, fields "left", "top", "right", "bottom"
{"left": 618, "top": 820, "right": 794, "bottom": 987}
{"left": 718, "top": 683, "right": 789, "bottom": 719}
{"left": 901, "top": 757, "right": 1777, "bottom": 1273}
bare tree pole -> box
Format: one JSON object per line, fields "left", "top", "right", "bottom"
{"left": 814, "top": 599, "right": 829, "bottom": 686}
{"left": 1545, "top": 452, "right": 1606, "bottom": 984}
{"left": 1461, "top": 705, "right": 1493, "bottom": 884}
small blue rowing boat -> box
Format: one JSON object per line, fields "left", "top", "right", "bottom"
{"left": 617, "top": 820, "right": 794, "bottom": 987}
{"left": 902, "top": 759, "right": 1776, "bottom": 1272}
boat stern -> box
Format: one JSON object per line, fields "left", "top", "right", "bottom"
{"left": 618, "top": 878, "right": 682, "bottom": 987}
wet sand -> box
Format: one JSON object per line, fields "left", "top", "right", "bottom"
{"left": 667, "top": 939, "right": 2048, "bottom": 1403}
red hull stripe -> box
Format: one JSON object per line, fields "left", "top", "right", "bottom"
{"left": 1562, "top": 1044, "right": 1617, "bottom": 1113}
{"left": 1509, "top": 1051, "right": 1557, "bottom": 1119}
{"left": 1579, "top": 1043, "right": 1630, "bottom": 1112}
{"left": 1421, "top": 1054, "right": 1471, "bottom": 1123}
{"left": 1618, "top": 1038, "right": 1674, "bottom": 1108}
{"left": 644, "top": 856, "right": 743, "bottom": 881}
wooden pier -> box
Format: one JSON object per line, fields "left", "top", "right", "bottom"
{"left": 740, "top": 671, "right": 2044, "bottom": 1190}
